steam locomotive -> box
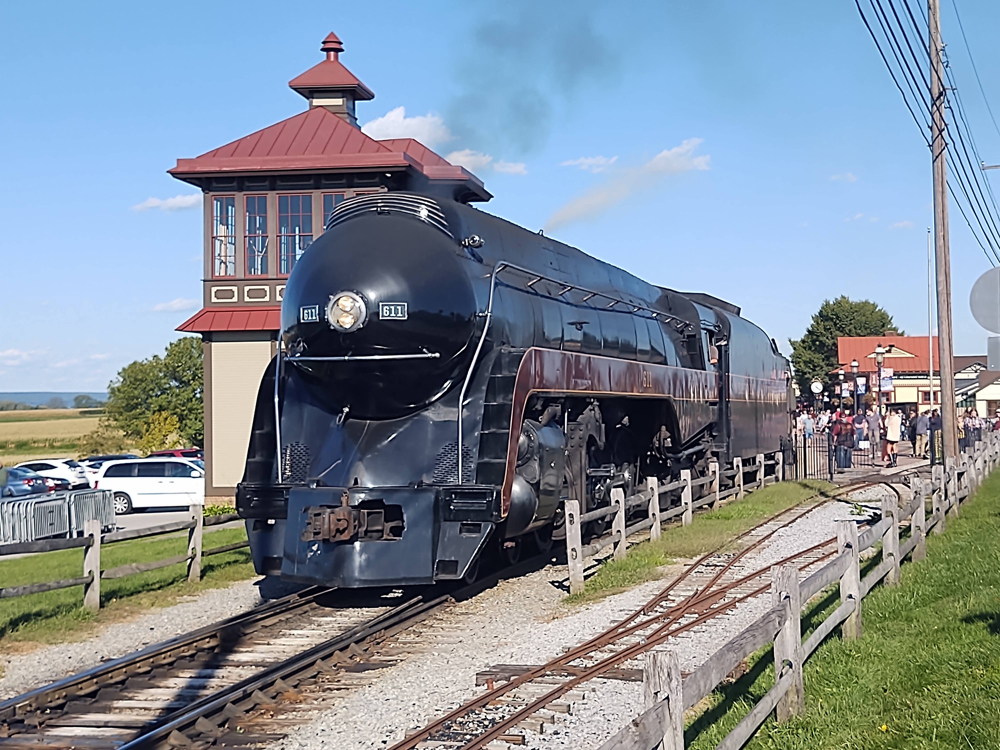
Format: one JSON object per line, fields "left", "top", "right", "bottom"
{"left": 237, "top": 192, "right": 793, "bottom": 588}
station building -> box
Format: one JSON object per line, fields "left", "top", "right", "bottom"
{"left": 835, "top": 335, "right": 996, "bottom": 413}
{"left": 171, "top": 33, "right": 491, "bottom": 502}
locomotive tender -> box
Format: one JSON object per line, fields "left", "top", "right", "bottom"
{"left": 237, "top": 192, "right": 792, "bottom": 588}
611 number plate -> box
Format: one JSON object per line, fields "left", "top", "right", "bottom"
{"left": 379, "top": 302, "right": 408, "bottom": 320}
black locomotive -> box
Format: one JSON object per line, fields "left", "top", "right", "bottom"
{"left": 237, "top": 192, "right": 793, "bottom": 587}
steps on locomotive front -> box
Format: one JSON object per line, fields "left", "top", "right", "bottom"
{"left": 475, "top": 350, "right": 524, "bottom": 486}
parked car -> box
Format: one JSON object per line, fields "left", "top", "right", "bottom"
{"left": 40, "top": 476, "right": 72, "bottom": 493}
{"left": 2, "top": 467, "right": 49, "bottom": 498}
{"left": 146, "top": 448, "right": 204, "bottom": 460}
{"left": 81, "top": 454, "right": 139, "bottom": 485}
{"left": 94, "top": 458, "right": 205, "bottom": 514}
{"left": 16, "top": 459, "right": 90, "bottom": 489}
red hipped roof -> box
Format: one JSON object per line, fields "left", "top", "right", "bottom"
{"left": 836, "top": 336, "right": 985, "bottom": 374}
{"left": 288, "top": 32, "right": 374, "bottom": 100}
{"left": 178, "top": 307, "right": 280, "bottom": 333}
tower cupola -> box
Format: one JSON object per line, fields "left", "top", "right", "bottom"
{"left": 288, "top": 32, "right": 375, "bottom": 125}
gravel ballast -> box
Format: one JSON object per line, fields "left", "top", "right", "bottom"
{"left": 273, "top": 496, "right": 870, "bottom": 750}
{"left": 0, "top": 579, "right": 265, "bottom": 699}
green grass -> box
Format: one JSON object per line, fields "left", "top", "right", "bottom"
{"left": 0, "top": 526, "right": 256, "bottom": 649}
{"left": 683, "top": 471, "right": 1000, "bottom": 750}
{"left": 565, "top": 480, "right": 833, "bottom": 605}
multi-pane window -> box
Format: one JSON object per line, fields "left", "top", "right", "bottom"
{"left": 278, "top": 194, "right": 313, "bottom": 275}
{"left": 322, "top": 193, "right": 346, "bottom": 226}
{"left": 212, "top": 196, "right": 236, "bottom": 277}
{"left": 245, "top": 196, "right": 268, "bottom": 276}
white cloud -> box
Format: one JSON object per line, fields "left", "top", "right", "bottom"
{"left": 831, "top": 173, "right": 858, "bottom": 183}
{"left": 446, "top": 149, "right": 494, "bottom": 172}
{"left": 88, "top": 353, "right": 110, "bottom": 361}
{"left": 361, "top": 107, "right": 454, "bottom": 149}
{"left": 545, "top": 139, "right": 710, "bottom": 231}
{"left": 133, "top": 194, "right": 201, "bottom": 212}
{"left": 561, "top": 155, "right": 619, "bottom": 173}
{"left": 844, "top": 213, "right": 865, "bottom": 222}
{"left": 0, "top": 348, "right": 43, "bottom": 366}
{"left": 494, "top": 160, "right": 528, "bottom": 175}
{"left": 869, "top": 216, "right": 879, "bottom": 223}
{"left": 153, "top": 297, "right": 200, "bottom": 313}
{"left": 890, "top": 220, "right": 914, "bottom": 229}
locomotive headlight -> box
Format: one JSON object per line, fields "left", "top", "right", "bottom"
{"left": 327, "top": 291, "right": 367, "bottom": 333}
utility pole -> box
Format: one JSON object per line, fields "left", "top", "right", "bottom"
{"left": 929, "top": 0, "right": 958, "bottom": 458}
{"left": 927, "top": 228, "right": 935, "bottom": 408}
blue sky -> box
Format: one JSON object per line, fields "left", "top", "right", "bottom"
{"left": 3, "top": 0, "right": 1000, "bottom": 391}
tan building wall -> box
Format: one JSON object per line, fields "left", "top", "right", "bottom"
{"left": 205, "top": 335, "right": 275, "bottom": 498}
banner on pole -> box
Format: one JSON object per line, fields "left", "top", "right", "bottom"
{"left": 880, "top": 367, "right": 894, "bottom": 393}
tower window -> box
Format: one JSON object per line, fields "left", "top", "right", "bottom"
{"left": 212, "top": 196, "right": 236, "bottom": 277}
{"left": 245, "top": 195, "right": 268, "bottom": 276}
{"left": 279, "top": 194, "right": 313, "bottom": 275}
{"left": 323, "top": 193, "right": 346, "bottom": 226}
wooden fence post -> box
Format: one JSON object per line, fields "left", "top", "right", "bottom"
{"left": 881, "top": 494, "right": 900, "bottom": 585}
{"left": 643, "top": 650, "right": 684, "bottom": 750}
{"left": 911, "top": 477, "right": 927, "bottom": 562}
{"left": 565, "top": 499, "right": 584, "bottom": 595}
{"left": 709, "top": 459, "right": 721, "bottom": 510}
{"left": 756, "top": 453, "right": 765, "bottom": 490}
{"left": 187, "top": 505, "right": 203, "bottom": 583}
{"left": 772, "top": 564, "right": 804, "bottom": 721}
{"left": 83, "top": 518, "right": 101, "bottom": 612}
{"left": 680, "top": 469, "right": 693, "bottom": 527}
{"left": 647, "top": 477, "right": 661, "bottom": 542}
{"left": 931, "top": 466, "right": 945, "bottom": 535}
{"left": 734, "top": 457, "right": 744, "bottom": 500}
{"left": 946, "top": 458, "right": 959, "bottom": 519}
{"left": 612, "top": 487, "right": 627, "bottom": 561}
{"left": 775, "top": 450, "right": 784, "bottom": 482}
{"left": 837, "top": 520, "right": 862, "bottom": 640}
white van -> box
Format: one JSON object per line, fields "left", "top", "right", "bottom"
{"left": 95, "top": 458, "right": 205, "bottom": 515}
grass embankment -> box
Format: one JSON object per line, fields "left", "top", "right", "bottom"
{"left": 0, "top": 409, "right": 100, "bottom": 462}
{"left": 0, "top": 526, "right": 255, "bottom": 649}
{"left": 685, "top": 471, "right": 1000, "bottom": 750}
{"left": 565, "top": 480, "right": 834, "bottom": 605}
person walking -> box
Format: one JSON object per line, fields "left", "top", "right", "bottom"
{"left": 835, "top": 416, "right": 854, "bottom": 470}
{"left": 915, "top": 410, "right": 930, "bottom": 459}
{"left": 885, "top": 408, "right": 903, "bottom": 468}
{"left": 803, "top": 411, "right": 815, "bottom": 440}
{"left": 866, "top": 407, "right": 881, "bottom": 460}
{"left": 852, "top": 410, "right": 866, "bottom": 448}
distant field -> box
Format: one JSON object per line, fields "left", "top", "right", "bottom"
{"left": 0, "top": 416, "right": 100, "bottom": 440}
{"left": 0, "top": 410, "right": 101, "bottom": 462}
{"left": 0, "top": 409, "right": 97, "bottom": 423}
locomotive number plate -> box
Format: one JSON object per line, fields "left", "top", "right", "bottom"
{"left": 379, "top": 302, "right": 408, "bottom": 320}
{"left": 299, "top": 305, "right": 320, "bottom": 323}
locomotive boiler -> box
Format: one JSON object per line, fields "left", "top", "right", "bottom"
{"left": 236, "top": 192, "right": 792, "bottom": 588}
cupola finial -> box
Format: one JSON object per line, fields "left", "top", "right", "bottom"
{"left": 321, "top": 32, "right": 344, "bottom": 61}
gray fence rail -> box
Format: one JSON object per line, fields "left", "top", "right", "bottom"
{"left": 0, "top": 511, "right": 246, "bottom": 611}
{"left": 597, "top": 431, "right": 998, "bottom": 750}
{"left": 565, "top": 452, "right": 783, "bottom": 594}
{"left": 0, "top": 489, "right": 115, "bottom": 545}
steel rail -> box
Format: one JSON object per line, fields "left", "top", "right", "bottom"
{"left": 0, "top": 584, "right": 332, "bottom": 720}
{"left": 391, "top": 476, "right": 905, "bottom": 749}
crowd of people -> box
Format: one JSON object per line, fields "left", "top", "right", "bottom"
{"left": 794, "top": 403, "right": 1000, "bottom": 470}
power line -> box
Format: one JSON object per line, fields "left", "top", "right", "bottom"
{"left": 855, "top": 0, "right": 1000, "bottom": 266}
{"left": 950, "top": 0, "right": 1000, "bottom": 142}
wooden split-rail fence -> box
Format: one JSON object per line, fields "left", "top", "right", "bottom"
{"left": 564, "top": 452, "right": 784, "bottom": 594}
{"left": 0, "top": 510, "right": 248, "bottom": 611}
{"left": 597, "top": 431, "right": 1000, "bottom": 750}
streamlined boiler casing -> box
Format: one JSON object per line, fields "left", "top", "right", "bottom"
{"left": 236, "top": 192, "right": 792, "bottom": 588}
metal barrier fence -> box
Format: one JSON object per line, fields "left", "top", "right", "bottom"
{"left": 790, "top": 431, "right": 879, "bottom": 482}
{"left": 0, "top": 489, "right": 115, "bottom": 544}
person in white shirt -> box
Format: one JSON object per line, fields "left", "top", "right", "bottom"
{"left": 884, "top": 409, "right": 903, "bottom": 468}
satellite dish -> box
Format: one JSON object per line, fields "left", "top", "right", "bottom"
{"left": 970, "top": 266, "right": 1000, "bottom": 334}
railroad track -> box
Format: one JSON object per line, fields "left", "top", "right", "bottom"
{"left": 392, "top": 478, "right": 907, "bottom": 750}
{"left": 0, "top": 475, "right": 911, "bottom": 750}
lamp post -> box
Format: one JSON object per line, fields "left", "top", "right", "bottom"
{"left": 874, "top": 343, "right": 886, "bottom": 413}
{"left": 838, "top": 369, "right": 845, "bottom": 414}
{"left": 851, "top": 359, "right": 859, "bottom": 414}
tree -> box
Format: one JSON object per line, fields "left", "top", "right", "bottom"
{"left": 104, "top": 337, "right": 204, "bottom": 447}
{"left": 73, "top": 394, "right": 104, "bottom": 409}
{"left": 137, "top": 412, "right": 181, "bottom": 454}
{"left": 45, "top": 396, "right": 66, "bottom": 409}
{"left": 790, "top": 296, "right": 898, "bottom": 396}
